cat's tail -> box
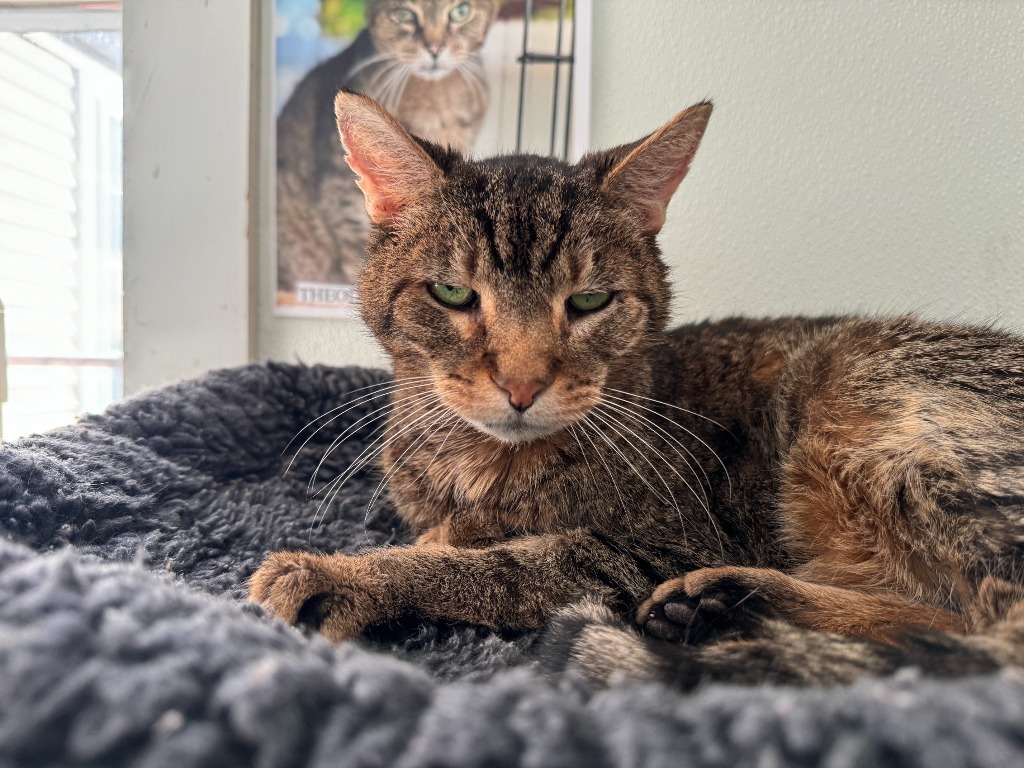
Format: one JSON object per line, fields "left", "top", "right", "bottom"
{"left": 541, "top": 598, "right": 1015, "bottom": 689}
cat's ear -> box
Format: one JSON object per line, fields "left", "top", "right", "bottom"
{"left": 595, "top": 101, "right": 712, "bottom": 235}
{"left": 334, "top": 90, "right": 442, "bottom": 225}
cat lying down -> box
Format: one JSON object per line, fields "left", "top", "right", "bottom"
{"left": 251, "top": 91, "right": 1024, "bottom": 688}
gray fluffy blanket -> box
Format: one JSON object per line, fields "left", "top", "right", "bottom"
{"left": 2, "top": 363, "right": 1024, "bottom": 768}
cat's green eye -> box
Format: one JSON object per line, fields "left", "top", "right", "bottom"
{"left": 449, "top": 2, "right": 472, "bottom": 23}
{"left": 568, "top": 291, "right": 613, "bottom": 313}
{"left": 391, "top": 7, "right": 416, "bottom": 23}
{"left": 429, "top": 283, "right": 476, "bottom": 308}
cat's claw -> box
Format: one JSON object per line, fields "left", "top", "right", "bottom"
{"left": 637, "top": 571, "right": 770, "bottom": 645}
{"left": 641, "top": 588, "right": 740, "bottom": 645}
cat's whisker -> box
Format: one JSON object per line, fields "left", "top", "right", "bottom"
{"left": 285, "top": 378, "right": 435, "bottom": 475}
{"left": 603, "top": 389, "right": 734, "bottom": 499}
{"left": 346, "top": 52, "right": 397, "bottom": 79}
{"left": 315, "top": 390, "right": 442, "bottom": 497}
{"left": 308, "top": 417, "right": 393, "bottom": 506}
{"left": 595, "top": 403, "right": 725, "bottom": 559}
{"left": 604, "top": 387, "right": 734, "bottom": 435}
{"left": 594, "top": 402, "right": 709, "bottom": 514}
{"left": 466, "top": 65, "right": 488, "bottom": 103}
{"left": 563, "top": 422, "right": 627, "bottom": 535}
{"left": 375, "top": 63, "right": 412, "bottom": 112}
{"left": 599, "top": 399, "right": 727, "bottom": 558}
{"left": 598, "top": 396, "right": 712, "bottom": 509}
{"left": 364, "top": 60, "right": 404, "bottom": 105}
{"left": 284, "top": 375, "right": 433, "bottom": 455}
{"left": 363, "top": 56, "right": 401, "bottom": 85}
{"left": 380, "top": 71, "right": 403, "bottom": 112}
{"left": 373, "top": 67, "right": 398, "bottom": 110}
{"left": 304, "top": 391, "right": 439, "bottom": 540}
{"left": 588, "top": 407, "right": 682, "bottom": 520}
{"left": 459, "top": 56, "right": 486, "bottom": 84}
{"left": 364, "top": 407, "right": 455, "bottom": 520}
{"left": 334, "top": 393, "right": 447, "bottom": 491}
{"left": 580, "top": 413, "right": 674, "bottom": 511}
{"left": 466, "top": 60, "right": 487, "bottom": 88}
{"left": 306, "top": 405, "right": 438, "bottom": 538}
{"left": 307, "top": 388, "right": 438, "bottom": 498}
{"left": 309, "top": 394, "right": 443, "bottom": 540}
{"left": 412, "top": 416, "right": 461, "bottom": 487}
{"left": 394, "top": 68, "right": 414, "bottom": 110}
{"left": 321, "top": 398, "right": 446, "bottom": 528}
{"left": 570, "top": 421, "right": 628, "bottom": 515}
{"left": 565, "top": 422, "right": 599, "bottom": 495}
{"left": 455, "top": 59, "right": 486, "bottom": 104}
{"left": 307, "top": 471, "right": 346, "bottom": 545}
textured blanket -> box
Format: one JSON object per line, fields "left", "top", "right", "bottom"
{"left": 2, "top": 363, "right": 1023, "bottom": 768}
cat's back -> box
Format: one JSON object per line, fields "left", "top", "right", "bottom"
{"left": 777, "top": 315, "right": 1024, "bottom": 423}
{"left": 657, "top": 315, "right": 1024, "bottom": 417}
{"left": 277, "top": 29, "right": 378, "bottom": 171}
{"left": 653, "top": 314, "right": 1024, "bottom": 482}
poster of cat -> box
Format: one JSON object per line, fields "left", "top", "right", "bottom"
{"left": 274, "top": 0, "right": 587, "bottom": 317}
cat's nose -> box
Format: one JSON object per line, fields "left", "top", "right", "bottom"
{"left": 491, "top": 375, "right": 548, "bottom": 412}
{"left": 426, "top": 42, "right": 445, "bottom": 59}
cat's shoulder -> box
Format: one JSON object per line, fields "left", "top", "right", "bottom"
{"left": 664, "top": 316, "right": 843, "bottom": 356}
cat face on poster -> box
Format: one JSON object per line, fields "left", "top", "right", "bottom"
{"left": 365, "top": 0, "right": 498, "bottom": 82}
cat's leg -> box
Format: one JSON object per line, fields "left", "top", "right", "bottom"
{"left": 544, "top": 597, "right": 1001, "bottom": 689}
{"left": 548, "top": 572, "right": 1024, "bottom": 690}
{"left": 636, "top": 566, "right": 966, "bottom": 646}
{"left": 414, "top": 511, "right": 505, "bottom": 548}
{"left": 248, "top": 530, "right": 652, "bottom": 641}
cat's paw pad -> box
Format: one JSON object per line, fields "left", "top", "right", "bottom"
{"left": 637, "top": 571, "right": 769, "bottom": 645}
{"left": 248, "top": 550, "right": 370, "bottom": 641}
{"left": 639, "top": 585, "right": 738, "bottom": 645}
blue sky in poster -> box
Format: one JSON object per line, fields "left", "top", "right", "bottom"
{"left": 275, "top": 0, "right": 353, "bottom": 111}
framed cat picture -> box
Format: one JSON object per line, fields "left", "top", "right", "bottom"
{"left": 274, "top": 0, "right": 591, "bottom": 317}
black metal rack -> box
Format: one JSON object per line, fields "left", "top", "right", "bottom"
{"left": 515, "top": 0, "right": 575, "bottom": 160}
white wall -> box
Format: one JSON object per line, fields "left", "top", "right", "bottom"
{"left": 591, "top": 1, "right": 1024, "bottom": 329}
{"left": 122, "top": 0, "right": 252, "bottom": 394}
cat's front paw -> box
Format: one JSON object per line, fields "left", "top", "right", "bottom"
{"left": 249, "top": 550, "right": 376, "bottom": 642}
{"left": 636, "top": 568, "right": 772, "bottom": 645}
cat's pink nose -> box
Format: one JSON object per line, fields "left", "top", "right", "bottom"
{"left": 491, "top": 375, "right": 548, "bottom": 412}
{"left": 426, "top": 43, "right": 444, "bottom": 59}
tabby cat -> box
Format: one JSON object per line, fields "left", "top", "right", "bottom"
{"left": 277, "top": 0, "right": 497, "bottom": 291}
{"left": 251, "top": 91, "right": 1024, "bottom": 688}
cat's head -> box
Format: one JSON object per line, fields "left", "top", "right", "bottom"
{"left": 336, "top": 92, "right": 711, "bottom": 445}
{"left": 365, "top": 0, "right": 497, "bottom": 80}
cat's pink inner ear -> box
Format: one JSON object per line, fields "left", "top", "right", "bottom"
{"left": 334, "top": 92, "right": 439, "bottom": 225}
{"left": 602, "top": 101, "right": 713, "bottom": 235}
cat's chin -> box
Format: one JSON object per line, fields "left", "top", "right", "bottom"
{"left": 412, "top": 65, "right": 457, "bottom": 82}
{"left": 467, "top": 417, "right": 564, "bottom": 446}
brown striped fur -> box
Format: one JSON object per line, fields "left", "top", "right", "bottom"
{"left": 251, "top": 93, "right": 1024, "bottom": 688}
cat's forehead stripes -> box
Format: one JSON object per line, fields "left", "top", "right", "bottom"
{"left": 461, "top": 157, "right": 583, "bottom": 280}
